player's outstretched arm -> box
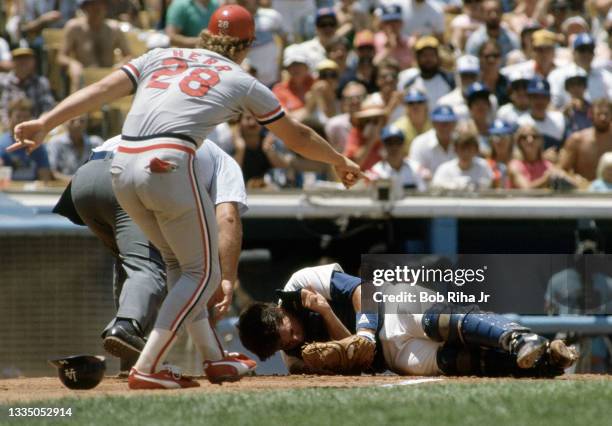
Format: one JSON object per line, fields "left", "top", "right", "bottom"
{"left": 265, "top": 115, "right": 365, "bottom": 188}
{"left": 8, "top": 71, "right": 133, "bottom": 153}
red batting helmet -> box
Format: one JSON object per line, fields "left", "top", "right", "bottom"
{"left": 207, "top": 5, "right": 255, "bottom": 41}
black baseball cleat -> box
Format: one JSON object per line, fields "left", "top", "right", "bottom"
{"left": 511, "top": 333, "right": 549, "bottom": 369}
{"left": 103, "top": 320, "right": 146, "bottom": 366}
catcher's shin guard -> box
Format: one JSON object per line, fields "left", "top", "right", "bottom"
{"left": 422, "top": 303, "right": 547, "bottom": 368}
{"left": 436, "top": 344, "right": 569, "bottom": 378}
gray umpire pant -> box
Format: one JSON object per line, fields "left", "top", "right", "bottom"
{"left": 70, "top": 156, "right": 167, "bottom": 336}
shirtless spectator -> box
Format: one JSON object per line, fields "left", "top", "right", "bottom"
{"left": 373, "top": 5, "right": 415, "bottom": 70}
{"left": 165, "top": 0, "right": 219, "bottom": 48}
{"left": 58, "top": 0, "right": 132, "bottom": 93}
{"left": 560, "top": 99, "right": 612, "bottom": 182}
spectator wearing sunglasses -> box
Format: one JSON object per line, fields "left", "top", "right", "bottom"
{"left": 367, "top": 125, "right": 426, "bottom": 196}
{"left": 465, "top": 0, "right": 520, "bottom": 63}
{"left": 373, "top": 5, "right": 415, "bottom": 70}
{"left": 291, "top": 8, "right": 339, "bottom": 72}
{"left": 509, "top": 124, "right": 578, "bottom": 189}
{"left": 365, "top": 58, "right": 404, "bottom": 124}
{"left": 478, "top": 40, "right": 510, "bottom": 106}
{"left": 391, "top": 88, "right": 432, "bottom": 155}
{"left": 305, "top": 60, "right": 341, "bottom": 123}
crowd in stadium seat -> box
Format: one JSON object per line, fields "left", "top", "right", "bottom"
{"left": 0, "top": 0, "right": 610, "bottom": 193}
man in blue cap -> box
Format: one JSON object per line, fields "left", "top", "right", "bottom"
{"left": 487, "top": 119, "right": 516, "bottom": 188}
{"left": 548, "top": 33, "right": 612, "bottom": 109}
{"left": 409, "top": 105, "right": 458, "bottom": 181}
{"left": 290, "top": 7, "right": 338, "bottom": 71}
{"left": 391, "top": 88, "right": 432, "bottom": 154}
{"left": 517, "top": 77, "right": 566, "bottom": 151}
{"left": 465, "top": 82, "right": 494, "bottom": 155}
{"left": 367, "top": 125, "right": 425, "bottom": 196}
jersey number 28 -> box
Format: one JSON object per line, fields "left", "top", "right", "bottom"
{"left": 146, "top": 58, "right": 220, "bottom": 97}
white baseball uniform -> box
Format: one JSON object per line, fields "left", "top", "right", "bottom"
{"left": 110, "top": 47, "right": 284, "bottom": 373}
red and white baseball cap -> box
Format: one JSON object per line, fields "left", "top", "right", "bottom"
{"left": 207, "top": 5, "right": 255, "bottom": 41}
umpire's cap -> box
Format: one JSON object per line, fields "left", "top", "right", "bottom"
{"left": 208, "top": 5, "right": 255, "bottom": 41}
{"left": 48, "top": 355, "right": 106, "bottom": 390}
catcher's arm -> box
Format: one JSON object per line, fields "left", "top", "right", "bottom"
{"left": 301, "top": 288, "right": 350, "bottom": 340}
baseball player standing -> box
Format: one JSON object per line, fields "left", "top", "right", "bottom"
{"left": 10, "top": 5, "right": 363, "bottom": 389}
{"left": 54, "top": 135, "right": 248, "bottom": 371}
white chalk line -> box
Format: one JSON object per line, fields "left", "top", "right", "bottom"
{"left": 379, "top": 378, "right": 444, "bottom": 387}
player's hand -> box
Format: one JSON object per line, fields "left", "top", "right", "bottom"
{"left": 212, "top": 279, "right": 234, "bottom": 322}
{"left": 301, "top": 287, "right": 331, "bottom": 315}
{"left": 334, "top": 156, "right": 366, "bottom": 188}
{"left": 7, "top": 118, "right": 47, "bottom": 154}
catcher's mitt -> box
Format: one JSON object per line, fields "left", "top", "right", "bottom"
{"left": 301, "top": 335, "right": 375, "bottom": 375}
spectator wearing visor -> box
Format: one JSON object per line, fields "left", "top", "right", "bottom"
{"left": 517, "top": 77, "right": 566, "bottom": 153}
{"left": 391, "top": 88, "right": 432, "bottom": 155}
{"left": 410, "top": 105, "right": 458, "bottom": 181}
{"left": 398, "top": 36, "right": 455, "bottom": 112}
{"left": 367, "top": 125, "right": 426, "bottom": 197}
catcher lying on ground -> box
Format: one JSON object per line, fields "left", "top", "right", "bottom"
{"left": 238, "top": 263, "right": 578, "bottom": 376}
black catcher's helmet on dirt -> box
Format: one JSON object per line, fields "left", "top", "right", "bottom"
{"left": 48, "top": 355, "right": 106, "bottom": 390}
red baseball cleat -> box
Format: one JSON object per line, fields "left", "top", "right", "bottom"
{"left": 203, "top": 354, "right": 257, "bottom": 384}
{"left": 128, "top": 366, "right": 200, "bottom": 389}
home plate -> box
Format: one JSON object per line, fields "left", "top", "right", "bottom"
{"left": 379, "top": 378, "right": 444, "bottom": 387}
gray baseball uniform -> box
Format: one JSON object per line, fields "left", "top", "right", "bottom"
{"left": 111, "top": 47, "right": 283, "bottom": 373}
{"left": 58, "top": 135, "right": 247, "bottom": 343}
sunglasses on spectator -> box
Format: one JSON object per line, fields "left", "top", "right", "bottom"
{"left": 576, "top": 46, "right": 595, "bottom": 54}
{"left": 383, "top": 138, "right": 404, "bottom": 145}
{"left": 343, "top": 94, "right": 365, "bottom": 101}
{"left": 518, "top": 133, "right": 542, "bottom": 140}
{"left": 483, "top": 53, "right": 501, "bottom": 60}
{"left": 379, "top": 73, "right": 397, "bottom": 81}
{"left": 317, "top": 21, "right": 337, "bottom": 29}
{"left": 319, "top": 70, "right": 339, "bottom": 79}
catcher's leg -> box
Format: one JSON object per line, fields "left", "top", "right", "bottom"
{"left": 379, "top": 313, "right": 443, "bottom": 375}
{"left": 437, "top": 340, "right": 578, "bottom": 377}
{"left": 422, "top": 303, "right": 548, "bottom": 369}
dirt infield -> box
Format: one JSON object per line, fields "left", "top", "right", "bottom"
{"left": 1, "top": 374, "right": 609, "bottom": 404}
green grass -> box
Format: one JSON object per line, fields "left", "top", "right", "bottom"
{"left": 2, "top": 380, "right": 611, "bottom": 426}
